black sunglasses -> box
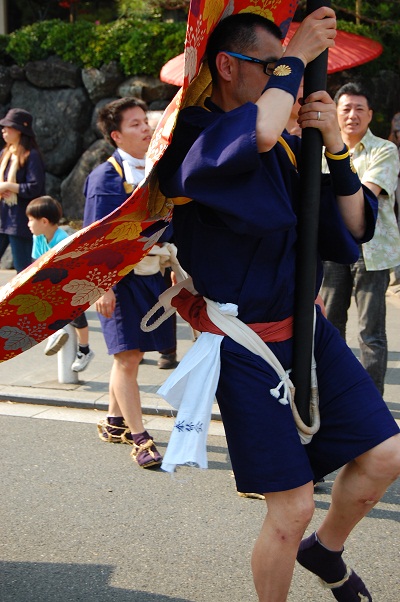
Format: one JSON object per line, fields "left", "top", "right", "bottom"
{"left": 222, "top": 51, "right": 277, "bottom": 76}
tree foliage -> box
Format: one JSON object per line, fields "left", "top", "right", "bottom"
{"left": 117, "top": 0, "right": 190, "bottom": 18}
{"left": 332, "top": 0, "right": 400, "bottom": 30}
{"left": 11, "top": 0, "right": 189, "bottom": 25}
{"left": 10, "top": 1, "right": 117, "bottom": 30}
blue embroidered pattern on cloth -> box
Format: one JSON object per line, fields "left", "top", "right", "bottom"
{"left": 175, "top": 420, "right": 203, "bottom": 433}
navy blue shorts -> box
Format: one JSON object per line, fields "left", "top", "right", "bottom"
{"left": 99, "top": 271, "right": 175, "bottom": 355}
{"left": 216, "top": 311, "right": 399, "bottom": 494}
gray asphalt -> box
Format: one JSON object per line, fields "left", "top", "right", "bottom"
{"left": 1, "top": 411, "right": 399, "bottom": 601}
{"left": 0, "top": 268, "right": 399, "bottom": 601}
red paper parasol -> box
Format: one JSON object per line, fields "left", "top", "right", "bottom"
{"left": 285, "top": 22, "right": 383, "bottom": 74}
{"left": 160, "top": 24, "right": 383, "bottom": 86}
{"left": 160, "top": 53, "right": 186, "bottom": 87}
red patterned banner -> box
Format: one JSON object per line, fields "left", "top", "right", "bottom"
{"left": 0, "top": 0, "right": 298, "bottom": 362}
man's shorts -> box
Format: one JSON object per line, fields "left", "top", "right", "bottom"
{"left": 216, "top": 311, "right": 399, "bottom": 494}
{"left": 99, "top": 271, "right": 175, "bottom": 355}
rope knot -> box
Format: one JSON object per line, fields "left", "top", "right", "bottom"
{"left": 270, "top": 370, "right": 292, "bottom": 405}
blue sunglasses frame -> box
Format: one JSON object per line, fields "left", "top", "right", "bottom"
{"left": 222, "top": 51, "right": 277, "bottom": 76}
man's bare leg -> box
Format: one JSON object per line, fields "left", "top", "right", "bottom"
{"left": 108, "top": 349, "right": 145, "bottom": 434}
{"left": 297, "top": 434, "right": 400, "bottom": 600}
{"left": 106, "top": 348, "right": 162, "bottom": 467}
{"left": 251, "top": 481, "right": 314, "bottom": 602}
{"left": 317, "top": 433, "right": 400, "bottom": 551}
{"left": 251, "top": 435, "right": 400, "bottom": 601}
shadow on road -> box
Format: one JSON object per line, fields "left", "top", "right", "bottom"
{"left": 0, "top": 561, "right": 193, "bottom": 602}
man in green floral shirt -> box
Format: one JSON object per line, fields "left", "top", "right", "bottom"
{"left": 321, "top": 82, "right": 400, "bottom": 396}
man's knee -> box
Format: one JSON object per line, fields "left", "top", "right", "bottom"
{"left": 291, "top": 496, "right": 315, "bottom": 528}
{"left": 265, "top": 485, "right": 315, "bottom": 534}
{"left": 358, "top": 433, "right": 400, "bottom": 484}
{"left": 114, "top": 349, "right": 143, "bottom": 370}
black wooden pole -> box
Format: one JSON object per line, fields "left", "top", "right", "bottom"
{"left": 291, "top": 0, "right": 330, "bottom": 426}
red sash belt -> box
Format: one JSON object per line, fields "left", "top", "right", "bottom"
{"left": 171, "top": 288, "right": 294, "bottom": 343}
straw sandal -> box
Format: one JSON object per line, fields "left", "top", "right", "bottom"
{"left": 122, "top": 431, "right": 162, "bottom": 468}
{"left": 97, "top": 418, "right": 130, "bottom": 444}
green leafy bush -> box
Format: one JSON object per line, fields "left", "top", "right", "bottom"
{"left": 6, "top": 20, "right": 56, "bottom": 64}
{"left": 41, "top": 20, "right": 98, "bottom": 67}
{"left": 4, "top": 17, "right": 186, "bottom": 76}
{"left": 119, "top": 20, "right": 186, "bottom": 76}
{"left": 85, "top": 19, "right": 139, "bottom": 69}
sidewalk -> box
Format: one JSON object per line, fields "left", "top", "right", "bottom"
{"left": 0, "top": 269, "right": 223, "bottom": 424}
{"left": 0, "top": 269, "right": 399, "bottom": 427}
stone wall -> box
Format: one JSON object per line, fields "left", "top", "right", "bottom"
{"left": 1, "top": 55, "right": 399, "bottom": 221}
{"left": 0, "top": 56, "right": 179, "bottom": 220}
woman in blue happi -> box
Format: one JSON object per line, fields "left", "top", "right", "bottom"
{"left": 157, "top": 8, "right": 400, "bottom": 602}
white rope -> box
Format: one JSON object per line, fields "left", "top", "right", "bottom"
{"left": 142, "top": 276, "right": 321, "bottom": 441}
{"left": 205, "top": 298, "right": 320, "bottom": 441}
{"left": 141, "top": 274, "right": 192, "bottom": 333}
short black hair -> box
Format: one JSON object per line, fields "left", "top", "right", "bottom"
{"left": 334, "top": 82, "right": 373, "bottom": 109}
{"left": 206, "top": 12, "right": 283, "bottom": 84}
{"left": 97, "top": 97, "right": 148, "bottom": 147}
{"left": 26, "top": 196, "right": 63, "bottom": 224}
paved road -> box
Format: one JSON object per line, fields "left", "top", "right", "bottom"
{"left": 0, "top": 268, "right": 399, "bottom": 600}
{"left": 0, "top": 404, "right": 399, "bottom": 602}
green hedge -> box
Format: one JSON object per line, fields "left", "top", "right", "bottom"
{"left": 2, "top": 17, "right": 186, "bottom": 77}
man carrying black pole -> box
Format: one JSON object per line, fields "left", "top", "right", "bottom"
{"left": 157, "top": 7, "right": 400, "bottom": 601}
